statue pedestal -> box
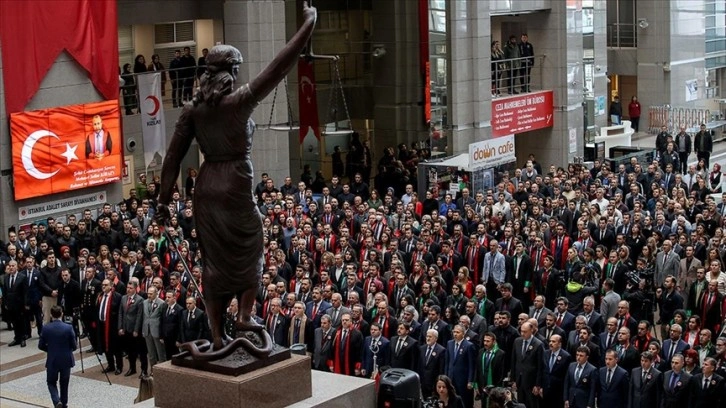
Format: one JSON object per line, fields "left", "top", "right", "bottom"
{"left": 153, "top": 354, "right": 312, "bottom": 408}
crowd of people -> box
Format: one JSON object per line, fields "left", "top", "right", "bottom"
{"left": 1, "top": 131, "right": 726, "bottom": 407}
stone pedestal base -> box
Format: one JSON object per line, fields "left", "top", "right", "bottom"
{"left": 153, "top": 354, "right": 312, "bottom": 408}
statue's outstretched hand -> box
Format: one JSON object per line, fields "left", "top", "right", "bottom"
{"left": 303, "top": 1, "right": 317, "bottom": 22}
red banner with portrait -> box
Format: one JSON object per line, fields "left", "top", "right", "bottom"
{"left": 419, "top": 0, "right": 431, "bottom": 125}
{"left": 0, "top": 0, "right": 119, "bottom": 114}
{"left": 10, "top": 101, "right": 122, "bottom": 200}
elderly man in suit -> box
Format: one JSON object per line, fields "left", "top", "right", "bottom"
{"left": 655, "top": 241, "right": 680, "bottom": 287}
{"left": 142, "top": 285, "right": 166, "bottom": 371}
{"left": 690, "top": 357, "right": 724, "bottom": 407}
{"left": 529, "top": 295, "right": 551, "bottom": 329}
{"left": 362, "top": 322, "right": 391, "bottom": 379}
{"left": 661, "top": 354, "right": 692, "bottom": 408}
{"left": 266, "top": 297, "right": 288, "bottom": 346}
{"left": 445, "top": 324, "right": 476, "bottom": 408}
{"left": 327, "top": 313, "right": 363, "bottom": 376}
{"left": 312, "top": 314, "right": 335, "bottom": 371}
{"left": 2, "top": 260, "right": 29, "bottom": 347}
{"left": 38, "top": 306, "right": 77, "bottom": 408}
{"left": 661, "top": 323, "right": 690, "bottom": 363}
{"left": 596, "top": 349, "right": 630, "bottom": 407}
{"left": 417, "top": 328, "right": 446, "bottom": 397}
{"left": 564, "top": 346, "right": 598, "bottom": 408}
{"left": 325, "top": 292, "right": 350, "bottom": 329}
{"left": 511, "top": 321, "right": 545, "bottom": 408}
{"left": 97, "top": 279, "right": 123, "bottom": 375}
{"left": 542, "top": 334, "right": 571, "bottom": 408}
{"left": 160, "top": 289, "right": 183, "bottom": 358}
{"left": 287, "top": 301, "right": 314, "bottom": 351}
{"left": 118, "top": 280, "right": 146, "bottom": 377}
{"left": 178, "top": 296, "right": 208, "bottom": 344}
{"left": 628, "top": 350, "right": 662, "bottom": 408}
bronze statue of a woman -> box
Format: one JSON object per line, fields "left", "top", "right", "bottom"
{"left": 157, "top": 2, "right": 317, "bottom": 356}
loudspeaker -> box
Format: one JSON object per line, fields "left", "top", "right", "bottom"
{"left": 126, "top": 137, "right": 137, "bottom": 152}
{"left": 377, "top": 368, "right": 421, "bottom": 408}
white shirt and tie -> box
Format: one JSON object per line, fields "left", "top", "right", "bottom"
{"left": 95, "top": 130, "right": 105, "bottom": 154}
{"left": 99, "top": 292, "right": 110, "bottom": 322}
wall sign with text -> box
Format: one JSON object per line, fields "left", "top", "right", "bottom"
{"left": 491, "top": 90, "right": 554, "bottom": 137}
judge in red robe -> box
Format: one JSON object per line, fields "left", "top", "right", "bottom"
{"left": 327, "top": 312, "right": 363, "bottom": 376}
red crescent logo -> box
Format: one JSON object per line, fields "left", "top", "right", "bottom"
{"left": 145, "top": 95, "right": 160, "bottom": 116}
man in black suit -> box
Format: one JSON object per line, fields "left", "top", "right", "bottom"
{"left": 417, "top": 328, "right": 446, "bottom": 397}
{"left": 542, "top": 312, "right": 567, "bottom": 343}
{"left": 661, "top": 323, "right": 690, "bottom": 363}
{"left": 542, "top": 334, "right": 571, "bottom": 408}
{"left": 661, "top": 354, "right": 692, "bottom": 408}
{"left": 593, "top": 219, "right": 615, "bottom": 252}
{"left": 564, "top": 346, "right": 598, "bottom": 408}
{"left": 596, "top": 349, "right": 630, "bottom": 407}
{"left": 57, "top": 269, "right": 81, "bottom": 335}
{"left": 614, "top": 327, "right": 640, "bottom": 372}
{"left": 160, "top": 289, "right": 183, "bottom": 358}
{"left": 628, "top": 350, "right": 662, "bottom": 408}
{"left": 511, "top": 321, "right": 545, "bottom": 408}
{"left": 79, "top": 266, "right": 101, "bottom": 351}
{"left": 265, "top": 298, "right": 288, "bottom": 346}
{"left": 21, "top": 256, "right": 43, "bottom": 338}
{"left": 361, "top": 322, "right": 390, "bottom": 379}
{"left": 473, "top": 332, "right": 507, "bottom": 407}
{"left": 419, "top": 305, "right": 450, "bottom": 346}
{"left": 390, "top": 322, "right": 419, "bottom": 371}
{"left": 2, "top": 260, "right": 29, "bottom": 347}
{"left": 327, "top": 313, "right": 363, "bottom": 376}
{"left": 507, "top": 242, "right": 533, "bottom": 307}
{"left": 569, "top": 326, "right": 601, "bottom": 367}
{"left": 97, "top": 279, "right": 123, "bottom": 374}
{"left": 581, "top": 295, "right": 604, "bottom": 336}
{"left": 178, "top": 296, "right": 208, "bottom": 344}
{"left": 690, "top": 357, "right": 724, "bottom": 407}
{"left": 495, "top": 283, "right": 524, "bottom": 319}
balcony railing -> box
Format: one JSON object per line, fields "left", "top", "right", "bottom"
{"left": 490, "top": 55, "right": 547, "bottom": 97}
{"left": 607, "top": 23, "right": 637, "bottom": 48}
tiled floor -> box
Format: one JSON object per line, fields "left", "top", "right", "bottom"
{"left": 0, "top": 323, "right": 145, "bottom": 407}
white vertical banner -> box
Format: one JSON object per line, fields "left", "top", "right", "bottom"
{"left": 137, "top": 73, "right": 166, "bottom": 169}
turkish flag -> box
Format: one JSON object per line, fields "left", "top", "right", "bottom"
{"left": 10, "top": 101, "right": 122, "bottom": 200}
{"left": 0, "top": 0, "right": 119, "bottom": 114}
{"left": 298, "top": 58, "right": 321, "bottom": 143}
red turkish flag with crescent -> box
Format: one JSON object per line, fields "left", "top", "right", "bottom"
{"left": 298, "top": 59, "right": 321, "bottom": 143}
{"left": 10, "top": 101, "right": 122, "bottom": 201}
{"left": 0, "top": 0, "right": 119, "bottom": 114}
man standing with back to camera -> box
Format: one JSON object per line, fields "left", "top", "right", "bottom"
{"left": 39, "top": 305, "right": 77, "bottom": 408}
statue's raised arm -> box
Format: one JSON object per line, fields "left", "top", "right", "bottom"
{"left": 247, "top": 1, "right": 317, "bottom": 103}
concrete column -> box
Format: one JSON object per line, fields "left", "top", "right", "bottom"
{"left": 593, "top": 0, "right": 610, "bottom": 129}
{"left": 371, "top": 0, "right": 428, "bottom": 155}
{"left": 448, "top": 0, "right": 492, "bottom": 154}
{"left": 224, "top": 0, "right": 291, "bottom": 184}
{"left": 636, "top": 0, "right": 706, "bottom": 130}
{"left": 514, "top": 2, "right": 585, "bottom": 168}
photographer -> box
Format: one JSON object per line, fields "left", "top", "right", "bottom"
{"left": 621, "top": 258, "right": 653, "bottom": 322}
{"left": 487, "top": 387, "right": 525, "bottom": 408}
{"left": 57, "top": 269, "right": 81, "bottom": 336}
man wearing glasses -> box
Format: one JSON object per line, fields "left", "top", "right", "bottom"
{"left": 96, "top": 279, "right": 123, "bottom": 375}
